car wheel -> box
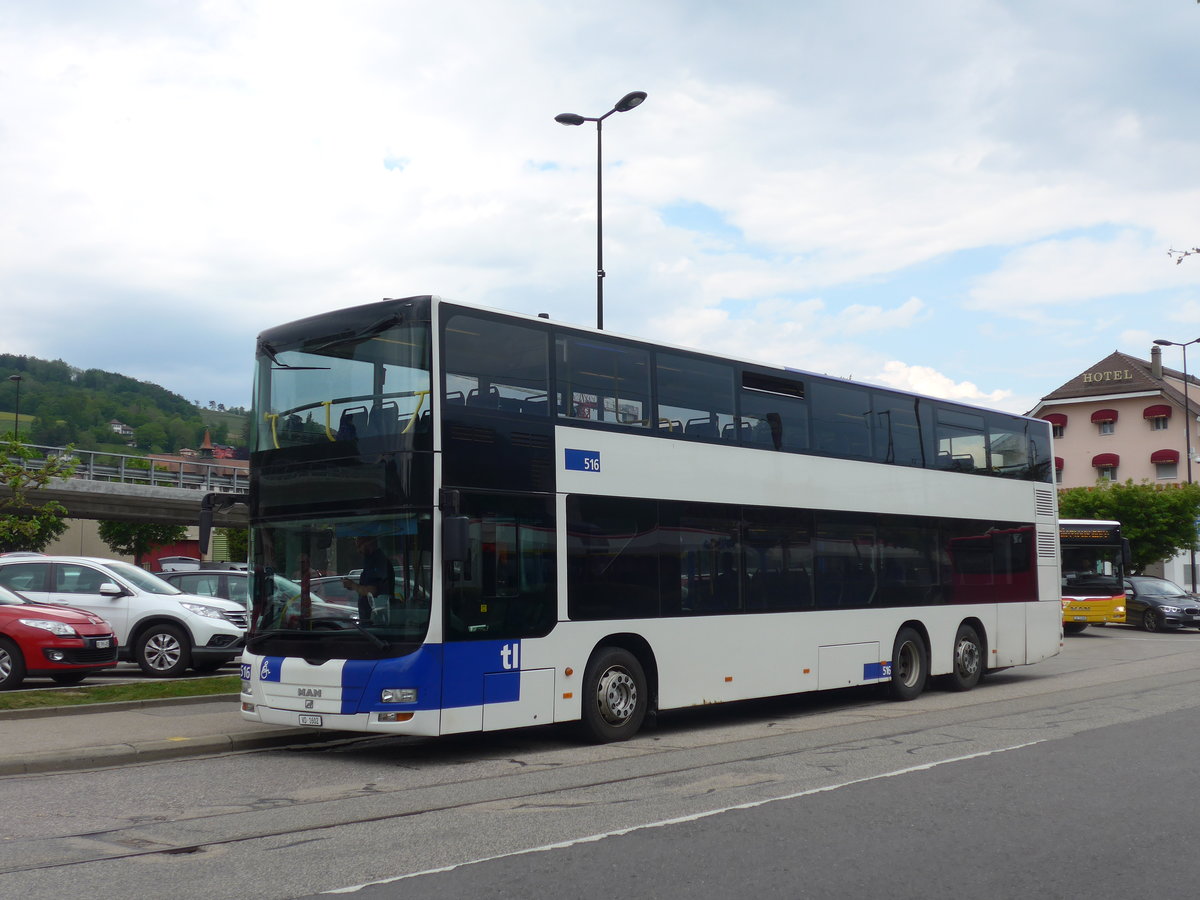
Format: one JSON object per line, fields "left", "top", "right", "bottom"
{"left": 1142, "top": 609, "right": 1161, "bottom": 633}
{"left": 0, "top": 638, "right": 26, "bottom": 691}
{"left": 944, "top": 623, "right": 984, "bottom": 692}
{"left": 888, "top": 627, "right": 928, "bottom": 701}
{"left": 50, "top": 671, "right": 88, "bottom": 685}
{"left": 136, "top": 624, "right": 192, "bottom": 677}
{"left": 580, "top": 647, "right": 648, "bottom": 742}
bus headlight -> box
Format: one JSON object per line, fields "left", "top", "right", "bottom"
{"left": 381, "top": 688, "right": 418, "bottom": 704}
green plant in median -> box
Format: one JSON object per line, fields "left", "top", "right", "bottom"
{"left": 0, "top": 437, "right": 80, "bottom": 552}
{"left": 0, "top": 675, "right": 241, "bottom": 711}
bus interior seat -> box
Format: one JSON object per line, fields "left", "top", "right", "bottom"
{"left": 338, "top": 407, "right": 368, "bottom": 439}
{"left": 522, "top": 395, "right": 549, "bottom": 416}
{"left": 466, "top": 387, "right": 500, "bottom": 409}
{"left": 722, "top": 421, "right": 751, "bottom": 441}
{"left": 445, "top": 391, "right": 465, "bottom": 406}
{"left": 685, "top": 417, "right": 719, "bottom": 439}
{"left": 368, "top": 401, "right": 399, "bottom": 436}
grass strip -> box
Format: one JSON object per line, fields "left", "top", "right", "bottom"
{"left": 0, "top": 676, "right": 241, "bottom": 711}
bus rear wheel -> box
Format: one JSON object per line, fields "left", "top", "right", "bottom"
{"left": 580, "top": 647, "right": 647, "bottom": 743}
{"left": 888, "top": 627, "right": 927, "bottom": 701}
{"left": 944, "top": 623, "right": 983, "bottom": 692}
{"left": 1063, "top": 622, "right": 1088, "bottom": 634}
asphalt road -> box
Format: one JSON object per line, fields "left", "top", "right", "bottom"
{"left": 2, "top": 624, "right": 1199, "bottom": 900}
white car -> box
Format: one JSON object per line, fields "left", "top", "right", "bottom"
{"left": 0, "top": 556, "right": 247, "bottom": 677}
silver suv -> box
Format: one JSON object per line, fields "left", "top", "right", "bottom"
{"left": 0, "top": 556, "right": 247, "bottom": 676}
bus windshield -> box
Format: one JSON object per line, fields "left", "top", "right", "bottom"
{"left": 249, "top": 511, "right": 433, "bottom": 651}
{"left": 254, "top": 307, "right": 432, "bottom": 452}
{"left": 1061, "top": 545, "right": 1123, "bottom": 595}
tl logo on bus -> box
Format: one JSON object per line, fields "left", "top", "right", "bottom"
{"left": 501, "top": 642, "right": 521, "bottom": 670}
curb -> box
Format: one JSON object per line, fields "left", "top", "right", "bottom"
{"left": 0, "top": 725, "right": 352, "bottom": 776}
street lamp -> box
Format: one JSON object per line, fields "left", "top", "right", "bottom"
{"left": 1154, "top": 337, "right": 1200, "bottom": 591}
{"left": 6, "top": 374, "right": 20, "bottom": 441}
{"left": 554, "top": 90, "right": 647, "bottom": 330}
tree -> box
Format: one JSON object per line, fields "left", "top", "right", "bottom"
{"left": 1058, "top": 480, "right": 1200, "bottom": 572}
{"left": 0, "top": 438, "right": 79, "bottom": 552}
{"left": 1168, "top": 247, "right": 1200, "bottom": 265}
{"left": 97, "top": 520, "right": 187, "bottom": 566}
{"left": 217, "top": 527, "right": 249, "bottom": 562}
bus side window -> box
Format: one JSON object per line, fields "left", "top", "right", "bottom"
{"left": 740, "top": 371, "right": 808, "bottom": 452}
{"left": 556, "top": 335, "right": 651, "bottom": 427}
{"left": 656, "top": 352, "right": 735, "bottom": 442}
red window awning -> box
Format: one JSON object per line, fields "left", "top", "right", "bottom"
{"left": 1091, "top": 409, "right": 1118, "bottom": 423}
{"left": 1144, "top": 404, "right": 1172, "bottom": 419}
{"left": 1151, "top": 449, "right": 1180, "bottom": 464}
{"left": 1092, "top": 453, "right": 1120, "bottom": 468}
{"left": 1043, "top": 413, "right": 1068, "bottom": 426}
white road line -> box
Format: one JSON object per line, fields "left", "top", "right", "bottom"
{"left": 324, "top": 739, "right": 1045, "bottom": 894}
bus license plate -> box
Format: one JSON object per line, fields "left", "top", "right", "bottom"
{"left": 1072, "top": 616, "right": 1087, "bottom": 621}
{"left": 298, "top": 714, "right": 323, "bottom": 727}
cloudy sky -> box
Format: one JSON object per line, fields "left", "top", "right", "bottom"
{"left": 3, "top": 0, "right": 1199, "bottom": 414}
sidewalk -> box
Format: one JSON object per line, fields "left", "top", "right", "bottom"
{"left": 0, "top": 695, "right": 344, "bottom": 776}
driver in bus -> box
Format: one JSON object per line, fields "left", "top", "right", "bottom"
{"left": 343, "top": 535, "right": 395, "bottom": 625}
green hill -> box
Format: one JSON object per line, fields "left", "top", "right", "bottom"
{"left": 2, "top": 354, "right": 249, "bottom": 454}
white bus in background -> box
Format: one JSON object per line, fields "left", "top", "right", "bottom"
{"left": 218, "top": 295, "right": 1063, "bottom": 742}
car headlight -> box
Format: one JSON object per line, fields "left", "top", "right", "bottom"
{"left": 19, "top": 618, "right": 79, "bottom": 637}
{"left": 180, "top": 601, "right": 230, "bottom": 620}
{"left": 1158, "top": 606, "right": 1181, "bottom": 614}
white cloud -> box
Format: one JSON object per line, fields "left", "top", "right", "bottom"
{"left": 3, "top": 0, "right": 1200, "bottom": 416}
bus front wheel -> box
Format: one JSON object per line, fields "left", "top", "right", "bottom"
{"left": 888, "top": 627, "right": 927, "bottom": 701}
{"left": 580, "top": 647, "right": 648, "bottom": 742}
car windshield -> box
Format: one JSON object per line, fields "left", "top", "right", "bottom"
{"left": 0, "top": 584, "right": 30, "bottom": 606}
{"left": 104, "top": 561, "right": 182, "bottom": 595}
{"left": 1134, "top": 579, "right": 1189, "bottom": 598}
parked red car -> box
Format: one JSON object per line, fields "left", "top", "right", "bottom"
{"left": 0, "top": 583, "right": 118, "bottom": 689}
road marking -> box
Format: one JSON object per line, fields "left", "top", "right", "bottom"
{"left": 323, "top": 739, "right": 1045, "bottom": 894}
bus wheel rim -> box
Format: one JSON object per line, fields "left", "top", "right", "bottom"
{"left": 596, "top": 667, "right": 637, "bottom": 725}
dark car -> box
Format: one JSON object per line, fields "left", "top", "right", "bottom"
{"left": 1123, "top": 576, "right": 1200, "bottom": 632}
{"left": 0, "top": 583, "right": 118, "bottom": 689}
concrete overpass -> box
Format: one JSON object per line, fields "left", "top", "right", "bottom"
{"left": 3, "top": 477, "right": 248, "bottom": 528}
{"left": 3, "top": 444, "right": 249, "bottom": 528}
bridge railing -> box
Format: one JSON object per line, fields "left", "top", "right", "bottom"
{"left": 9, "top": 443, "right": 248, "bottom": 493}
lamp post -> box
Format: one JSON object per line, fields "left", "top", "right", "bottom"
{"left": 6, "top": 374, "right": 20, "bottom": 441}
{"left": 554, "top": 90, "right": 647, "bottom": 331}
{"left": 1154, "top": 337, "right": 1200, "bottom": 591}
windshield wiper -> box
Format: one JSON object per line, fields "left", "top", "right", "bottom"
{"left": 258, "top": 339, "right": 331, "bottom": 371}
{"left": 246, "top": 623, "right": 388, "bottom": 652}
{"left": 308, "top": 313, "right": 404, "bottom": 354}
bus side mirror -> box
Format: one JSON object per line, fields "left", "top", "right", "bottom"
{"left": 443, "top": 516, "right": 469, "bottom": 563}
{"left": 1121, "top": 538, "right": 1132, "bottom": 567}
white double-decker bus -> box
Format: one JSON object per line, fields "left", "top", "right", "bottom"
{"left": 227, "top": 296, "right": 1062, "bottom": 742}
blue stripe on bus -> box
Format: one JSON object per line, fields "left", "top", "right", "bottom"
{"left": 863, "top": 661, "right": 891, "bottom": 680}
{"left": 337, "top": 640, "right": 524, "bottom": 713}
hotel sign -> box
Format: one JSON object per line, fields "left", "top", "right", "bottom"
{"left": 1082, "top": 369, "right": 1133, "bottom": 384}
